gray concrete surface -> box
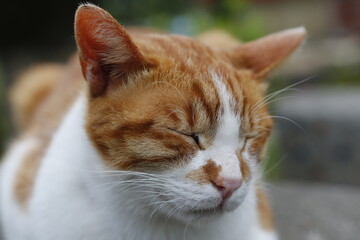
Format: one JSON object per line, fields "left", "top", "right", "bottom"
{"left": 270, "top": 182, "right": 360, "bottom": 240}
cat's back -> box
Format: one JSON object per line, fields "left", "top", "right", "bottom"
{"left": 0, "top": 54, "right": 85, "bottom": 237}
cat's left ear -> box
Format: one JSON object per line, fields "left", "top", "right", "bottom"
{"left": 75, "top": 4, "right": 152, "bottom": 97}
{"left": 229, "top": 27, "right": 306, "bottom": 79}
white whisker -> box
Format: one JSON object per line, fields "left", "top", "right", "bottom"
{"left": 250, "top": 75, "right": 316, "bottom": 115}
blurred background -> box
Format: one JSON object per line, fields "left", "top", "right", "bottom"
{"left": 0, "top": 0, "right": 359, "bottom": 239}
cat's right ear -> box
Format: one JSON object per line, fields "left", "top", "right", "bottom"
{"left": 227, "top": 27, "right": 306, "bottom": 80}
{"left": 75, "top": 4, "right": 151, "bottom": 98}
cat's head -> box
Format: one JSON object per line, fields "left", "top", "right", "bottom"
{"left": 75, "top": 4, "right": 305, "bottom": 222}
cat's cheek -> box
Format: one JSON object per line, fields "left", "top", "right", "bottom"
{"left": 249, "top": 133, "right": 270, "bottom": 162}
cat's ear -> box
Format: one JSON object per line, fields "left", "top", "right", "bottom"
{"left": 75, "top": 4, "right": 151, "bottom": 97}
{"left": 230, "top": 27, "right": 306, "bottom": 79}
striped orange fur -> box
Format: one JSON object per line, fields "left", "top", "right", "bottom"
{"left": 7, "top": 5, "right": 306, "bottom": 237}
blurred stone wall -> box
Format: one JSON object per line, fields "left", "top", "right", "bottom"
{"left": 274, "top": 87, "right": 360, "bottom": 185}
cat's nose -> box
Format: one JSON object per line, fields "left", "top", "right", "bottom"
{"left": 211, "top": 177, "right": 242, "bottom": 201}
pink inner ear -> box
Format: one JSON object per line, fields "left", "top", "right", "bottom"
{"left": 74, "top": 4, "right": 149, "bottom": 97}
{"left": 75, "top": 5, "right": 110, "bottom": 63}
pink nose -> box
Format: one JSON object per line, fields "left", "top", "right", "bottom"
{"left": 211, "top": 177, "right": 242, "bottom": 200}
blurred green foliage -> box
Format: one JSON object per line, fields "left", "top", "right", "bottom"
{"left": 264, "top": 134, "right": 282, "bottom": 181}
{"left": 101, "top": 0, "right": 265, "bottom": 41}
{"left": 324, "top": 66, "right": 360, "bottom": 86}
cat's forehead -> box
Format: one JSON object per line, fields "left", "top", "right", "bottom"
{"left": 114, "top": 36, "right": 266, "bottom": 128}
{"left": 133, "top": 34, "right": 229, "bottom": 68}
{"left": 131, "top": 34, "right": 257, "bottom": 102}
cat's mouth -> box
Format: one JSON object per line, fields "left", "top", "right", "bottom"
{"left": 181, "top": 195, "right": 245, "bottom": 219}
{"left": 185, "top": 202, "right": 225, "bottom": 217}
{"left": 156, "top": 192, "right": 239, "bottom": 221}
{"left": 188, "top": 207, "right": 221, "bottom": 215}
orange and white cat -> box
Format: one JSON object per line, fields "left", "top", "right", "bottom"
{"left": 0, "top": 4, "right": 306, "bottom": 240}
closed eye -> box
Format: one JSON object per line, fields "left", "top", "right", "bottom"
{"left": 191, "top": 133, "right": 200, "bottom": 146}
{"left": 167, "top": 128, "right": 201, "bottom": 148}
{"left": 240, "top": 134, "right": 256, "bottom": 150}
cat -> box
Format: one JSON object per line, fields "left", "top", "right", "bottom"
{"left": 0, "top": 3, "right": 306, "bottom": 240}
